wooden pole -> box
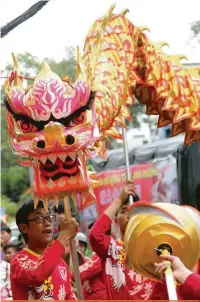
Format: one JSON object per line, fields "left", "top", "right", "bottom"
{"left": 162, "top": 250, "right": 178, "bottom": 300}
{"left": 63, "top": 196, "right": 83, "bottom": 300}
{"left": 122, "top": 126, "right": 134, "bottom": 204}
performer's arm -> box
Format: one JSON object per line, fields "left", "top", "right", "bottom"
{"left": 11, "top": 240, "right": 66, "bottom": 285}
{"left": 11, "top": 218, "right": 78, "bottom": 286}
{"left": 154, "top": 254, "right": 200, "bottom": 299}
{"left": 182, "top": 273, "right": 200, "bottom": 299}
{"left": 79, "top": 254, "right": 103, "bottom": 282}
{"left": 89, "top": 181, "right": 136, "bottom": 258}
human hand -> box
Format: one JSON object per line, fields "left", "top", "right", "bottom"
{"left": 57, "top": 218, "right": 78, "bottom": 247}
{"left": 154, "top": 254, "right": 192, "bottom": 284}
{"left": 119, "top": 181, "right": 136, "bottom": 205}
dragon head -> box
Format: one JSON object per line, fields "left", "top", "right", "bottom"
{"left": 4, "top": 55, "right": 100, "bottom": 203}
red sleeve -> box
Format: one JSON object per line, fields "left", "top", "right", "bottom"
{"left": 150, "top": 282, "right": 169, "bottom": 300}
{"left": 65, "top": 280, "right": 77, "bottom": 300}
{"left": 79, "top": 254, "right": 102, "bottom": 282}
{"left": 11, "top": 240, "right": 64, "bottom": 286}
{"left": 89, "top": 214, "right": 112, "bottom": 259}
{"left": 182, "top": 273, "right": 200, "bottom": 299}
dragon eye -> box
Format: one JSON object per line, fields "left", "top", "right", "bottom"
{"left": 17, "top": 121, "right": 38, "bottom": 133}
{"left": 74, "top": 114, "right": 84, "bottom": 123}
{"left": 69, "top": 113, "right": 85, "bottom": 126}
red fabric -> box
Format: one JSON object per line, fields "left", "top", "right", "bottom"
{"left": 151, "top": 273, "right": 200, "bottom": 300}
{"left": 182, "top": 273, "right": 200, "bottom": 299}
{"left": 11, "top": 240, "right": 76, "bottom": 300}
{"left": 79, "top": 253, "right": 108, "bottom": 300}
{"left": 89, "top": 213, "right": 156, "bottom": 300}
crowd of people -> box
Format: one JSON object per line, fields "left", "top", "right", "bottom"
{"left": 0, "top": 181, "right": 200, "bottom": 300}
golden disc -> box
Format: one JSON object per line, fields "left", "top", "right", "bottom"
{"left": 125, "top": 202, "right": 200, "bottom": 281}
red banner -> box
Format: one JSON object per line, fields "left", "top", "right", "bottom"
{"left": 93, "top": 162, "right": 159, "bottom": 215}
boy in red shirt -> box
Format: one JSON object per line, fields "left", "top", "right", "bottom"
{"left": 78, "top": 253, "right": 108, "bottom": 300}
{"left": 11, "top": 199, "right": 78, "bottom": 300}
{"left": 89, "top": 181, "right": 155, "bottom": 300}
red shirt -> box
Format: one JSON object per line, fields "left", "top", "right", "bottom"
{"left": 79, "top": 253, "right": 108, "bottom": 299}
{"left": 89, "top": 213, "right": 156, "bottom": 300}
{"left": 152, "top": 273, "right": 200, "bottom": 300}
{"left": 11, "top": 240, "right": 76, "bottom": 300}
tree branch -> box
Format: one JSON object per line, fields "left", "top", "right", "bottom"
{"left": 1, "top": 1, "right": 50, "bottom": 38}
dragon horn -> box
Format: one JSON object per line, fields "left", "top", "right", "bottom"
{"left": 120, "top": 8, "right": 129, "bottom": 15}
{"left": 11, "top": 53, "right": 22, "bottom": 87}
{"left": 76, "top": 46, "right": 81, "bottom": 79}
{"left": 136, "top": 26, "right": 150, "bottom": 33}
{"left": 169, "top": 54, "right": 188, "bottom": 64}
{"left": 102, "top": 3, "right": 116, "bottom": 28}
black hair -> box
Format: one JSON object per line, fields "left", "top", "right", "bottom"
{"left": 3, "top": 243, "right": 18, "bottom": 253}
{"left": 1, "top": 225, "right": 11, "bottom": 233}
{"left": 88, "top": 221, "right": 111, "bottom": 236}
{"left": 54, "top": 201, "right": 64, "bottom": 214}
{"left": 196, "top": 183, "right": 200, "bottom": 211}
{"left": 16, "top": 200, "right": 48, "bottom": 243}
{"left": 88, "top": 221, "right": 94, "bottom": 230}
{"left": 115, "top": 194, "right": 140, "bottom": 217}
{"left": 64, "top": 251, "right": 85, "bottom": 267}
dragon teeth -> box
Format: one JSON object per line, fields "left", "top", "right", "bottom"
{"left": 48, "top": 154, "right": 57, "bottom": 164}
{"left": 77, "top": 151, "right": 83, "bottom": 160}
{"left": 40, "top": 156, "right": 47, "bottom": 164}
{"left": 79, "top": 166, "right": 85, "bottom": 181}
{"left": 32, "top": 158, "right": 38, "bottom": 168}
{"left": 47, "top": 178, "right": 56, "bottom": 188}
{"left": 58, "top": 154, "right": 66, "bottom": 162}
{"left": 77, "top": 157, "right": 82, "bottom": 166}
{"left": 58, "top": 179, "right": 66, "bottom": 187}
{"left": 68, "top": 152, "right": 76, "bottom": 161}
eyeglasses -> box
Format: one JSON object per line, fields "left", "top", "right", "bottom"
{"left": 27, "top": 214, "right": 56, "bottom": 224}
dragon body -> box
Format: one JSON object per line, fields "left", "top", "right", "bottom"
{"left": 4, "top": 5, "right": 200, "bottom": 207}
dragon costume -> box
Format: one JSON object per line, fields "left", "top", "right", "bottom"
{"left": 4, "top": 4, "right": 200, "bottom": 208}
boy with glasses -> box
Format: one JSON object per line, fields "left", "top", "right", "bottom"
{"left": 11, "top": 200, "right": 78, "bottom": 300}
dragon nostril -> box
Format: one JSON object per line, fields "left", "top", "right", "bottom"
{"left": 37, "top": 140, "right": 46, "bottom": 149}
{"left": 66, "top": 135, "right": 75, "bottom": 145}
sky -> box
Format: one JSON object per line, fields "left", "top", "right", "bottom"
{"left": 0, "top": 0, "right": 200, "bottom": 72}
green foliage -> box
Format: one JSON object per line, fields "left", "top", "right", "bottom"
{"left": 1, "top": 195, "right": 19, "bottom": 222}
{"left": 5, "top": 47, "right": 77, "bottom": 80}
{"left": 1, "top": 166, "right": 30, "bottom": 203}
{"left": 191, "top": 21, "right": 200, "bottom": 37}
{"left": 190, "top": 21, "right": 200, "bottom": 44}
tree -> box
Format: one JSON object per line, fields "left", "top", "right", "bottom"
{"left": 191, "top": 21, "right": 200, "bottom": 37}
{"left": 1, "top": 195, "right": 19, "bottom": 222}
{"left": 190, "top": 21, "right": 200, "bottom": 44}
{"left": 1, "top": 1, "right": 50, "bottom": 38}
{"left": 1, "top": 166, "right": 30, "bottom": 203}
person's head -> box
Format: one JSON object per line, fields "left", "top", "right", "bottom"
{"left": 115, "top": 201, "right": 130, "bottom": 236}
{"left": 75, "top": 232, "right": 88, "bottom": 256}
{"left": 16, "top": 200, "right": 55, "bottom": 248}
{"left": 1, "top": 225, "right": 11, "bottom": 246}
{"left": 3, "top": 243, "right": 18, "bottom": 263}
{"left": 54, "top": 202, "right": 65, "bottom": 226}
